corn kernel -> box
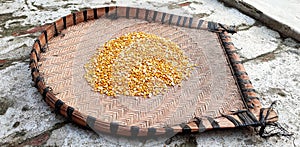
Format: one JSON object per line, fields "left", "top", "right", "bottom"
{"left": 84, "top": 32, "right": 194, "bottom": 98}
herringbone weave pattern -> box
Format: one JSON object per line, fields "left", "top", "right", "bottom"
{"left": 40, "top": 18, "right": 244, "bottom": 128}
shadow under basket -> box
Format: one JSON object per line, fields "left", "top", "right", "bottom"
{"left": 29, "top": 6, "right": 278, "bottom": 138}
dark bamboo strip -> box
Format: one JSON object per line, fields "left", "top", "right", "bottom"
{"left": 28, "top": 6, "right": 277, "bottom": 137}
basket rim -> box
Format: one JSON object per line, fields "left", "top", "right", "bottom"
{"left": 29, "top": 6, "right": 278, "bottom": 137}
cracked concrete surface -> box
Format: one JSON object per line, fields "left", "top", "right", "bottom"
{"left": 0, "top": 62, "right": 65, "bottom": 146}
{"left": 0, "top": 0, "right": 299, "bottom": 146}
{"left": 231, "top": 26, "right": 281, "bottom": 61}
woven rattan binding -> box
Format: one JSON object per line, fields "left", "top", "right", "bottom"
{"left": 29, "top": 6, "right": 278, "bottom": 137}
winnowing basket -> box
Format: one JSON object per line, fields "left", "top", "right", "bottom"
{"left": 29, "top": 6, "right": 278, "bottom": 138}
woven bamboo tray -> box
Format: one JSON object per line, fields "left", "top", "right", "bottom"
{"left": 29, "top": 6, "right": 278, "bottom": 138}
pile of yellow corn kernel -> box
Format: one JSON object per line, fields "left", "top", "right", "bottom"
{"left": 85, "top": 32, "right": 193, "bottom": 97}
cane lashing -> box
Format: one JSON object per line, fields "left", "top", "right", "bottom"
{"left": 29, "top": 6, "right": 278, "bottom": 137}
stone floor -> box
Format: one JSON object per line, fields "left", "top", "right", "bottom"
{"left": 0, "top": 0, "right": 299, "bottom": 146}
